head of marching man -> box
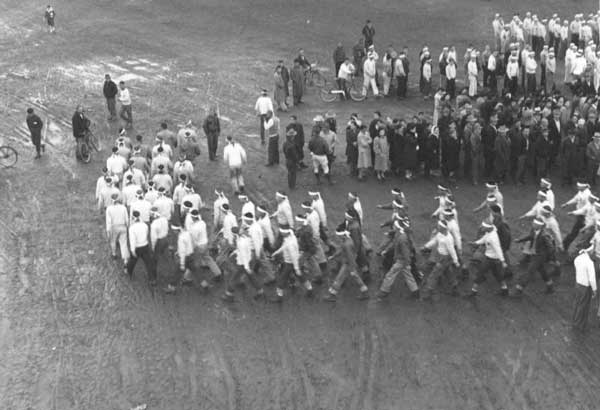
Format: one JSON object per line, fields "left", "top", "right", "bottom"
{"left": 532, "top": 217, "right": 545, "bottom": 233}
{"left": 276, "top": 190, "right": 287, "bottom": 204}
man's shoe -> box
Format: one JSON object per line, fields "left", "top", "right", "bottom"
{"left": 410, "top": 290, "right": 420, "bottom": 299}
{"left": 357, "top": 290, "right": 370, "bottom": 300}
{"left": 545, "top": 284, "right": 555, "bottom": 294}
{"left": 497, "top": 288, "right": 509, "bottom": 297}
{"left": 375, "top": 290, "right": 389, "bottom": 301}
{"left": 221, "top": 293, "right": 234, "bottom": 303}
{"left": 323, "top": 293, "right": 337, "bottom": 302}
{"left": 164, "top": 284, "right": 176, "bottom": 294}
{"left": 269, "top": 295, "right": 283, "bottom": 303}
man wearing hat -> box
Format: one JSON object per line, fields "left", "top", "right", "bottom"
{"left": 571, "top": 249, "right": 597, "bottom": 332}
{"left": 362, "top": 52, "right": 379, "bottom": 98}
{"left": 562, "top": 182, "right": 592, "bottom": 251}
{"left": 254, "top": 89, "right": 274, "bottom": 145}
{"left": 105, "top": 192, "right": 130, "bottom": 266}
{"left": 283, "top": 128, "right": 299, "bottom": 189}
{"left": 586, "top": 132, "right": 600, "bottom": 185}
{"left": 420, "top": 220, "right": 460, "bottom": 300}
{"left": 539, "top": 178, "right": 555, "bottom": 209}
{"left": 222, "top": 225, "right": 265, "bottom": 302}
{"left": 26, "top": 108, "right": 44, "bottom": 159}
{"left": 286, "top": 115, "right": 307, "bottom": 169}
{"left": 514, "top": 218, "right": 559, "bottom": 295}
{"left": 493, "top": 124, "right": 510, "bottom": 183}
{"left": 467, "top": 221, "right": 508, "bottom": 297}
{"left": 323, "top": 224, "right": 369, "bottom": 302}
{"left": 127, "top": 210, "right": 156, "bottom": 284}
{"left": 271, "top": 224, "right": 313, "bottom": 302}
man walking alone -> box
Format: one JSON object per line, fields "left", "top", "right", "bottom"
{"left": 26, "top": 108, "right": 44, "bottom": 159}
{"left": 103, "top": 74, "right": 118, "bottom": 121}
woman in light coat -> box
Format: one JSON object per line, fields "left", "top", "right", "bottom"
{"left": 373, "top": 128, "right": 390, "bottom": 180}
{"left": 357, "top": 124, "right": 372, "bottom": 180}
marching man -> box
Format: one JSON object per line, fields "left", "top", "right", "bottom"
{"left": 467, "top": 221, "right": 508, "bottom": 297}
{"left": 105, "top": 192, "right": 130, "bottom": 267}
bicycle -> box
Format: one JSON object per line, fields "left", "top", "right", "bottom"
{"left": 319, "top": 75, "right": 366, "bottom": 102}
{"left": 0, "top": 145, "right": 18, "bottom": 168}
{"left": 75, "top": 126, "right": 100, "bottom": 163}
{"left": 304, "top": 62, "right": 326, "bottom": 88}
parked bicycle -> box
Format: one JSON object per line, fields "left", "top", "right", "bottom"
{"left": 320, "top": 75, "right": 366, "bottom": 102}
{"left": 304, "top": 62, "right": 326, "bottom": 88}
{"left": 0, "top": 145, "right": 18, "bottom": 168}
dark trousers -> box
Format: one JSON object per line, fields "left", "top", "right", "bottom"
{"left": 286, "top": 161, "right": 297, "bottom": 189}
{"left": 474, "top": 257, "right": 505, "bottom": 284}
{"left": 397, "top": 76, "right": 407, "bottom": 98}
{"left": 267, "top": 135, "right": 279, "bottom": 165}
{"left": 572, "top": 284, "right": 593, "bottom": 331}
{"left": 526, "top": 74, "right": 536, "bottom": 96}
{"left": 489, "top": 73, "right": 497, "bottom": 95}
{"left": 120, "top": 104, "right": 132, "bottom": 125}
{"left": 517, "top": 254, "right": 556, "bottom": 287}
{"left": 30, "top": 132, "right": 42, "bottom": 155}
{"left": 106, "top": 97, "right": 116, "bottom": 118}
{"left": 564, "top": 215, "right": 585, "bottom": 251}
{"left": 153, "top": 237, "right": 169, "bottom": 267}
{"left": 295, "top": 142, "right": 304, "bottom": 161}
{"left": 587, "top": 161, "right": 599, "bottom": 185}
{"left": 277, "top": 262, "right": 304, "bottom": 290}
{"left": 540, "top": 65, "right": 547, "bottom": 93}
{"left": 207, "top": 133, "right": 219, "bottom": 160}
{"left": 446, "top": 78, "right": 456, "bottom": 99}
{"left": 507, "top": 77, "right": 518, "bottom": 96}
{"left": 127, "top": 245, "right": 156, "bottom": 281}
{"left": 259, "top": 115, "right": 267, "bottom": 143}
{"left": 536, "top": 156, "right": 549, "bottom": 178}
{"left": 226, "top": 264, "right": 262, "bottom": 293}
{"left": 334, "top": 62, "right": 342, "bottom": 78}
{"left": 484, "top": 153, "right": 494, "bottom": 178}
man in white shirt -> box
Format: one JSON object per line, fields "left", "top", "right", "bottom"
{"left": 105, "top": 193, "right": 130, "bottom": 265}
{"left": 187, "top": 209, "right": 222, "bottom": 282}
{"left": 172, "top": 153, "right": 194, "bottom": 183}
{"left": 127, "top": 210, "right": 156, "bottom": 284}
{"left": 144, "top": 181, "right": 159, "bottom": 205}
{"left": 525, "top": 53, "right": 537, "bottom": 96}
{"left": 150, "top": 147, "right": 173, "bottom": 176}
{"left": 362, "top": 53, "right": 379, "bottom": 97}
{"left": 152, "top": 165, "right": 173, "bottom": 194}
{"left": 221, "top": 226, "right": 265, "bottom": 302}
{"left": 118, "top": 81, "right": 133, "bottom": 128}
{"left": 445, "top": 58, "right": 457, "bottom": 99}
{"left": 271, "top": 225, "right": 313, "bottom": 302}
{"left": 223, "top": 135, "right": 247, "bottom": 195}
{"left": 492, "top": 13, "right": 504, "bottom": 51}
{"left": 106, "top": 146, "right": 128, "bottom": 184}
{"left": 130, "top": 190, "right": 152, "bottom": 224}
{"left": 254, "top": 89, "right": 274, "bottom": 144}
{"left": 420, "top": 220, "right": 460, "bottom": 300}
{"left": 150, "top": 207, "right": 169, "bottom": 273}
{"left": 121, "top": 175, "right": 142, "bottom": 208}
{"left": 337, "top": 57, "right": 355, "bottom": 98}
{"left": 264, "top": 111, "right": 280, "bottom": 166}
{"left": 572, "top": 249, "right": 597, "bottom": 331}
{"left": 562, "top": 182, "right": 592, "bottom": 250}
{"left": 506, "top": 55, "right": 519, "bottom": 95}
{"left": 153, "top": 187, "right": 174, "bottom": 221}
{"left": 468, "top": 221, "right": 508, "bottom": 296}
{"left": 487, "top": 50, "right": 499, "bottom": 95}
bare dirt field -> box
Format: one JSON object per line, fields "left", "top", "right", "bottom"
{"left": 2, "top": 0, "right": 600, "bottom": 409}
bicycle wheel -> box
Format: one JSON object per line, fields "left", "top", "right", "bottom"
{"left": 349, "top": 84, "right": 366, "bottom": 101}
{"left": 79, "top": 141, "right": 92, "bottom": 163}
{"left": 0, "top": 146, "right": 18, "bottom": 168}
{"left": 319, "top": 85, "right": 338, "bottom": 102}
{"left": 312, "top": 71, "right": 326, "bottom": 88}
{"left": 88, "top": 131, "right": 100, "bottom": 152}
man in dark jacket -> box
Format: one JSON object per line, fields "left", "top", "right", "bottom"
{"left": 509, "top": 122, "right": 528, "bottom": 184}
{"left": 586, "top": 132, "right": 600, "bottom": 185}
{"left": 362, "top": 20, "right": 375, "bottom": 48}
{"left": 493, "top": 124, "right": 510, "bottom": 183}
{"left": 286, "top": 115, "right": 306, "bottom": 168}
{"left": 514, "top": 218, "right": 558, "bottom": 295}
{"left": 202, "top": 106, "right": 221, "bottom": 161}
{"left": 103, "top": 74, "right": 118, "bottom": 120}
{"left": 26, "top": 108, "right": 44, "bottom": 159}
{"left": 482, "top": 114, "right": 498, "bottom": 178}
{"left": 277, "top": 60, "right": 290, "bottom": 106}
{"left": 283, "top": 129, "right": 299, "bottom": 189}
{"left": 562, "top": 129, "right": 580, "bottom": 185}
{"left": 547, "top": 107, "right": 562, "bottom": 168}
{"left": 535, "top": 128, "right": 552, "bottom": 178}
{"left": 333, "top": 42, "right": 346, "bottom": 78}
{"left": 353, "top": 38, "right": 366, "bottom": 77}
{"left": 71, "top": 105, "right": 89, "bottom": 141}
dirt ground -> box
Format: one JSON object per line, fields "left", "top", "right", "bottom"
{"left": 2, "top": 0, "right": 600, "bottom": 409}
